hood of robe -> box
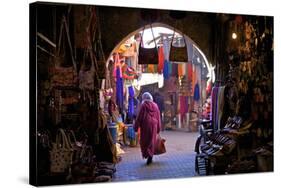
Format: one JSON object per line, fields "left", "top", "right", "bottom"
{"left": 141, "top": 101, "right": 158, "bottom": 116}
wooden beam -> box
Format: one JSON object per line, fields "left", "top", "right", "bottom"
{"left": 37, "top": 32, "right": 56, "bottom": 48}
{"left": 37, "top": 45, "right": 55, "bottom": 57}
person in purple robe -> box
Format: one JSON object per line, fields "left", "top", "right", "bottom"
{"left": 134, "top": 92, "right": 161, "bottom": 165}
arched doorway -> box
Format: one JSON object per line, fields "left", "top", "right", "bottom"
{"left": 102, "top": 23, "right": 214, "bottom": 129}
{"left": 99, "top": 24, "right": 214, "bottom": 181}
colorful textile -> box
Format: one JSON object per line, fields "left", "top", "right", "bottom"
{"left": 187, "top": 63, "right": 193, "bottom": 81}
{"left": 148, "top": 64, "right": 155, "bottom": 73}
{"left": 178, "top": 63, "right": 184, "bottom": 77}
{"left": 210, "top": 86, "right": 225, "bottom": 131}
{"left": 134, "top": 101, "right": 161, "bottom": 158}
{"left": 182, "top": 63, "right": 186, "bottom": 76}
{"left": 158, "top": 46, "right": 165, "bottom": 73}
{"left": 162, "top": 38, "right": 170, "bottom": 60}
{"left": 163, "top": 60, "right": 170, "bottom": 79}
{"left": 116, "top": 67, "right": 124, "bottom": 112}
{"left": 194, "top": 83, "right": 200, "bottom": 101}
{"left": 179, "top": 96, "right": 189, "bottom": 123}
{"left": 128, "top": 86, "right": 135, "bottom": 119}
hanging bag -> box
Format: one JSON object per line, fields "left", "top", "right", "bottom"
{"left": 169, "top": 28, "right": 188, "bottom": 62}
{"left": 51, "top": 16, "right": 78, "bottom": 88}
{"left": 79, "top": 47, "right": 96, "bottom": 91}
{"left": 138, "top": 25, "right": 158, "bottom": 64}
{"left": 49, "top": 128, "right": 74, "bottom": 174}
{"left": 154, "top": 134, "right": 166, "bottom": 155}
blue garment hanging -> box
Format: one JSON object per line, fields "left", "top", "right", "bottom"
{"left": 116, "top": 67, "right": 124, "bottom": 111}
{"left": 128, "top": 86, "right": 135, "bottom": 118}
{"left": 194, "top": 83, "right": 200, "bottom": 101}
{"left": 163, "top": 60, "right": 170, "bottom": 79}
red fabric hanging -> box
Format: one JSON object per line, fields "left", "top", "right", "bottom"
{"left": 187, "top": 62, "right": 193, "bottom": 81}
{"left": 158, "top": 46, "right": 165, "bottom": 73}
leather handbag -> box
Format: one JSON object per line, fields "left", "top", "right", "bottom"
{"left": 79, "top": 48, "right": 96, "bottom": 91}
{"left": 154, "top": 134, "right": 166, "bottom": 155}
{"left": 50, "top": 129, "right": 74, "bottom": 174}
{"left": 138, "top": 25, "right": 158, "bottom": 64}
{"left": 51, "top": 16, "right": 78, "bottom": 88}
{"left": 169, "top": 29, "right": 188, "bottom": 62}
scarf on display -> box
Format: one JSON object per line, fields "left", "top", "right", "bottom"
{"left": 116, "top": 66, "right": 124, "bottom": 112}
{"left": 178, "top": 63, "right": 184, "bottom": 77}
{"left": 163, "top": 60, "right": 170, "bottom": 79}
{"left": 147, "top": 64, "right": 158, "bottom": 73}
{"left": 187, "top": 62, "right": 193, "bottom": 81}
{"left": 158, "top": 46, "right": 165, "bottom": 73}
{"left": 128, "top": 86, "right": 135, "bottom": 119}
{"left": 162, "top": 37, "right": 171, "bottom": 61}
{"left": 179, "top": 96, "right": 189, "bottom": 123}
{"left": 193, "top": 83, "right": 200, "bottom": 101}
{"left": 211, "top": 86, "right": 225, "bottom": 131}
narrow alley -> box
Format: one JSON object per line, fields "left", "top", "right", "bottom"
{"left": 113, "top": 131, "right": 198, "bottom": 182}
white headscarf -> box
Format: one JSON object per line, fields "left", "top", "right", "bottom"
{"left": 141, "top": 92, "right": 153, "bottom": 104}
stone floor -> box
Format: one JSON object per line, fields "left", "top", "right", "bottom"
{"left": 112, "top": 130, "right": 198, "bottom": 182}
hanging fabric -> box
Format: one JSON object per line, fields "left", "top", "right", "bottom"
{"left": 128, "top": 86, "right": 135, "bottom": 119}
{"left": 121, "top": 62, "right": 137, "bottom": 80}
{"left": 178, "top": 63, "right": 184, "bottom": 77}
{"left": 191, "top": 65, "right": 197, "bottom": 95}
{"left": 169, "top": 28, "right": 188, "bottom": 63}
{"left": 168, "top": 61, "right": 173, "bottom": 75}
{"left": 116, "top": 66, "right": 124, "bottom": 112}
{"left": 163, "top": 60, "right": 170, "bottom": 79}
{"left": 147, "top": 64, "right": 155, "bottom": 73}
{"left": 179, "top": 96, "right": 187, "bottom": 123}
{"left": 162, "top": 37, "right": 170, "bottom": 60}
{"left": 193, "top": 83, "right": 200, "bottom": 101}
{"left": 187, "top": 62, "right": 193, "bottom": 81}
{"left": 158, "top": 46, "right": 165, "bottom": 73}
{"left": 138, "top": 25, "right": 158, "bottom": 64}
{"left": 210, "top": 86, "right": 227, "bottom": 131}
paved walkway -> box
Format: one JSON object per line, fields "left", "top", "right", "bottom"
{"left": 112, "top": 130, "right": 198, "bottom": 182}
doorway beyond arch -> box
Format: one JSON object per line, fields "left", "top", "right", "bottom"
{"left": 107, "top": 22, "right": 215, "bottom": 83}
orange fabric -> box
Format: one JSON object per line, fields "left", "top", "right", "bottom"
{"left": 148, "top": 64, "right": 155, "bottom": 73}
{"left": 158, "top": 46, "right": 165, "bottom": 73}
{"left": 178, "top": 63, "right": 184, "bottom": 77}
{"left": 192, "top": 65, "right": 197, "bottom": 95}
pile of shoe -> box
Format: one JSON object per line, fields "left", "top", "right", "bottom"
{"left": 200, "top": 133, "right": 237, "bottom": 157}
{"left": 222, "top": 116, "right": 253, "bottom": 134}
{"left": 93, "top": 161, "right": 116, "bottom": 182}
